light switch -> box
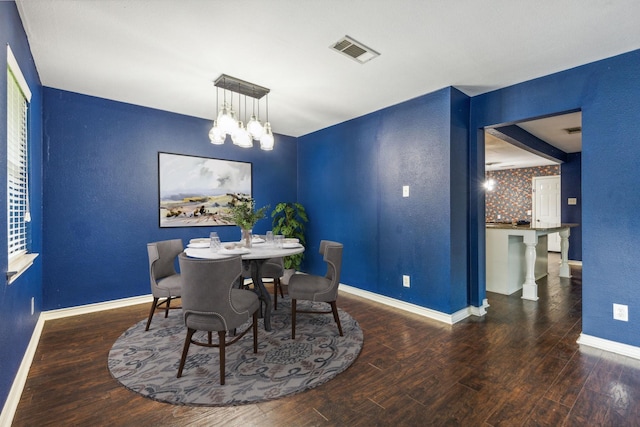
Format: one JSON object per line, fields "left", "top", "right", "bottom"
{"left": 568, "top": 197, "right": 577, "bottom": 205}
{"left": 402, "top": 185, "right": 410, "bottom": 198}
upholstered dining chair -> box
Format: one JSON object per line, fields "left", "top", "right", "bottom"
{"left": 242, "top": 257, "right": 285, "bottom": 309}
{"left": 177, "top": 253, "right": 259, "bottom": 385}
{"left": 288, "top": 240, "right": 344, "bottom": 339}
{"left": 145, "top": 239, "right": 183, "bottom": 331}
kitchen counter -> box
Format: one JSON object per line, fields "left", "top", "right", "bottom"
{"left": 486, "top": 223, "right": 579, "bottom": 300}
{"left": 485, "top": 222, "right": 578, "bottom": 231}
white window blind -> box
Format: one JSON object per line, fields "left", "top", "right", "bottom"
{"left": 7, "top": 45, "right": 31, "bottom": 262}
{"left": 7, "top": 69, "right": 29, "bottom": 259}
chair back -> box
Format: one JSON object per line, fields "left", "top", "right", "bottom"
{"left": 147, "top": 239, "right": 183, "bottom": 290}
{"left": 319, "top": 240, "right": 343, "bottom": 300}
{"left": 178, "top": 253, "right": 247, "bottom": 331}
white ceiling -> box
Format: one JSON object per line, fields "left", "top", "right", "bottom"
{"left": 15, "top": 0, "right": 640, "bottom": 142}
{"left": 486, "top": 111, "right": 582, "bottom": 170}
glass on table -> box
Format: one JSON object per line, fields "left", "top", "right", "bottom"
{"left": 209, "top": 232, "right": 221, "bottom": 252}
{"left": 274, "top": 234, "right": 284, "bottom": 248}
{"left": 265, "top": 231, "right": 274, "bottom": 245}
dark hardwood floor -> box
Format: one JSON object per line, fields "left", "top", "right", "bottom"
{"left": 12, "top": 255, "right": 640, "bottom": 426}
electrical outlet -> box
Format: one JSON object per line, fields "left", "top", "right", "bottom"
{"left": 402, "top": 275, "right": 410, "bottom": 288}
{"left": 613, "top": 303, "right": 628, "bottom": 321}
{"left": 402, "top": 185, "right": 410, "bottom": 198}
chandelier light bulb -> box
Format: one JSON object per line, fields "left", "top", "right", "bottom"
{"left": 246, "top": 115, "right": 264, "bottom": 140}
{"left": 232, "top": 122, "right": 253, "bottom": 148}
{"left": 217, "top": 102, "right": 237, "bottom": 134}
{"left": 260, "top": 122, "right": 274, "bottom": 150}
{"left": 208, "top": 121, "right": 225, "bottom": 144}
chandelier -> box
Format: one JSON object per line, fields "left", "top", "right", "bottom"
{"left": 208, "top": 74, "right": 274, "bottom": 150}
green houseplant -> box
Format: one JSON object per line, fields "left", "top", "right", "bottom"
{"left": 271, "top": 202, "right": 308, "bottom": 270}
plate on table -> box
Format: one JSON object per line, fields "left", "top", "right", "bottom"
{"left": 284, "top": 238, "right": 299, "bottom": 244}
{"left": 220, "top": 247, "right": 251, "bottom": 255}
{"left": 190, "top": 238, "right": 209, "bottom": 244}
{"left": 187, "top": 242, "right": 210, "bottom": 249}
{"left": 282, "top": 242, "right": 301, "bottom": 249}
{"left": 252, "top": 237, "right": 266, "bottom": 244}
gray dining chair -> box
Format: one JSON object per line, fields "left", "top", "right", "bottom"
{"left": 177, "top": 253, "right": 259, "bottom": 385}
{"left": 242, "top": 257, "right": 285, "bottom": 309}
{"left": 145, "top": 239, "right": 183, "bottom": 331}
{"left": 288, "top": 240, "right": 344, "bottom": 339}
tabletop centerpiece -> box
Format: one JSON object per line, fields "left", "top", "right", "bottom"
{"left": 226, "top": 195, "right": 269, "bottom": 248}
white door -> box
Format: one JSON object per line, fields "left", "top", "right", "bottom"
{"left": 533, "top": 175, "right": 561, "bottom": 252}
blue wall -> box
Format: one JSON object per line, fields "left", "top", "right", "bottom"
{"left": 470, "top": 49, "right": 640, "bottom": 346}
{"left": 0, "top": 1, "right": 43, "bottom": 412}
{"left": 298, "top": 87, "right": 470, "bottom": 314}
{"left": 42, "top": 89, "right": 298, "bottom": 309}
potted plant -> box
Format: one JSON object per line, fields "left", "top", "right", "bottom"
{"left": 226, "top": 194, "right": 269, "bottom": 247}
{"left": 271, "top": 202, "right": 309, "bottom": 281}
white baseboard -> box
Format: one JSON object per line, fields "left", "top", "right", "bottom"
{"left": 339, "top": 284, "right": 476, "bottom": 325}
{"left": 577, "top": 333, "right": 640, "bottom": 360}
{"left": 1, "top": 294, "right": 152, "bottom": 426}
{"left": 0, "top": 315, "right": 45, "bottom": 427}
{"left": 41, "top": 294, "right": 152, "bottom": 321}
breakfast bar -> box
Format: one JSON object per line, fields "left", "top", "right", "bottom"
{"left": 486, "top": 223, "right": 578, "bottom": 301}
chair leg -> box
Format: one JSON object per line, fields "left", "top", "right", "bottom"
{"left": 291, "top": 299, "right": 297, "bottom": 339}
{"left": 330, "top": 301, "right": 343, "bottom": 336}
{"left": 165, "top": 297, "right": 171, "bottom": 318}
{"left": 218, "top": 330, "right": 226, "bottom": 385}
{"left": 278, "top": 277, "right": 285, "bottom": 298}
{"left": 177, "top": 328, "right": 195, "bottom": 378}
{"left": 252, "top": 311, "right": 258, "bottom": 353}
{"left": 145, "top": 297, "right": 159, "bottom": 331}
{"left": 208, "top": 331, "right": 212, "bottom": 345}
{"left": 273, "top": 278, "right": 280, "bottom": 310}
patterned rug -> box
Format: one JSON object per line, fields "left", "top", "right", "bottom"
{"left": 108, "top": 299, "right": 363, "bottom": 406}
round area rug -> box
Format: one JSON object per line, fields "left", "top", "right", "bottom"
{"left": 108, "top": 299, "right": 363, "bottom": 406}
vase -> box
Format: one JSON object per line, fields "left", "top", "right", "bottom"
{"left": 241, "top": 228, "right": 252, "bottom": 248}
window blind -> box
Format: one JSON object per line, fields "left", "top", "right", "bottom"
{"left": 7, "top": 69, "right": 29, "bottom": 259}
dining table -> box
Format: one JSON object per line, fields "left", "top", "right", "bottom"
{"left": 184, "top": 238, "right": 305, "bottom": 331}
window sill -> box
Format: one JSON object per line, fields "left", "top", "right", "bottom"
{"left": 7, "top": 253, "right": 39, "bottom": 285}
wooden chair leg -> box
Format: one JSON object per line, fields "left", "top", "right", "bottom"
{"left": 177, "top": 328, "right": 195, "bottom": 378}
{"left": 273, "top": 278, "right": 279, "bottom": 310}
{"left": 330, "top": 301, "right": 343, "bottom": 336}
{"left": 218, "top": 330, "right": 226, "bottom": 385}
{"left": 291, "top": 299, "right": 297, "bottom": 339}
{"left": 145, "top": 297, "right": 159, "bottom": 331}
{"left": 252, "top": 311, "right": 258, "bottom": 353}
{"left": 164, "top": 297, "right": 171, "bottom": 318}
{"left": 278, "top": 278, "right": 284, "bottom": 298}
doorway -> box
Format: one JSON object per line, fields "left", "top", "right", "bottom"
{"left": 532, "top": 175, "right": 561, "bottom": 251}
{"left": 483, "top": 111, "right": 582, "bottom": 302}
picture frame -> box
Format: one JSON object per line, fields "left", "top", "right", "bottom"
{"left": 158, "top": 152, "right": 252, "bottom": 227}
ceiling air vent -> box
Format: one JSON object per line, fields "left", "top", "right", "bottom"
{"left": 564, "top": 126, "right": 582, "bottom": 135}
{"left": 331, "top": 36, "right": 380, "bottom": 64}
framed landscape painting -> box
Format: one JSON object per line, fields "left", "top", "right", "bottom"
{"left": 158, "top": 152, "right": 252, "bottom": 227}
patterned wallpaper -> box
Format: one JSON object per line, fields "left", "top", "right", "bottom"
{"left": 485, "top": 165, "right": 560, "bottom": 223}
